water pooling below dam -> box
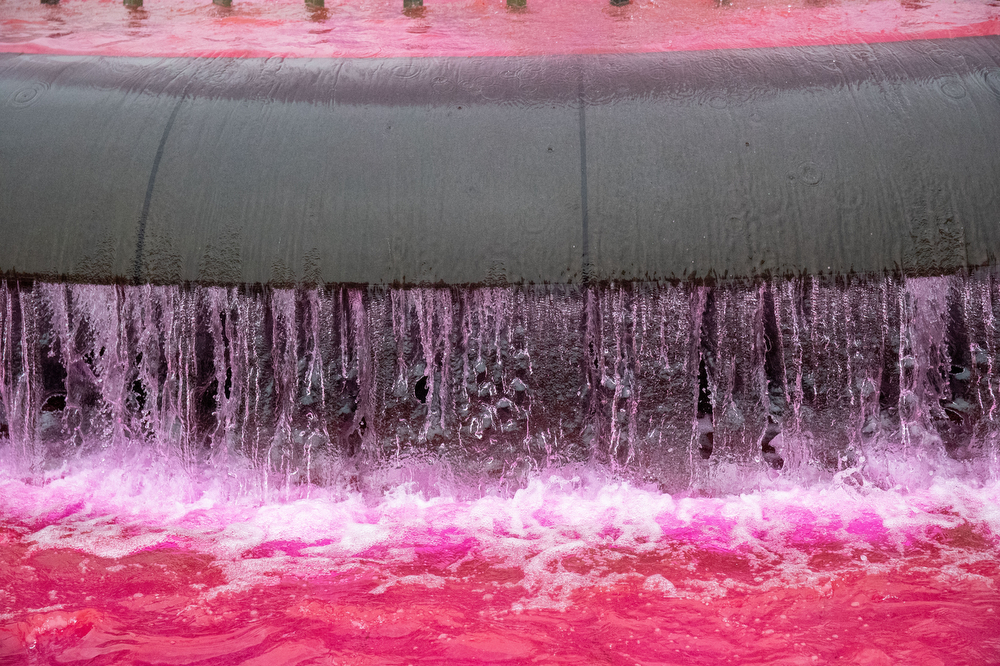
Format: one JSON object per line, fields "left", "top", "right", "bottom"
{"left": 1, "top": 274, "right": 999, "bottom": 664}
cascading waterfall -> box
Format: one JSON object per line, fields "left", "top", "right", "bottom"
{"left": 4, "top": 0, "right": 1000, "bottom": 657}
{"left": 4, "top": 274, "right": 999, "bottom": 495}
{"left": 3, "top": 277, "right": 1000, "bottom": 664}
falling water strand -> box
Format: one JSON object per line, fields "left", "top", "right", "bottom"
{"left": 3, "top": 275, "right": 1000, "bottom": 664}
{"left": 2, "top": 274, "right": 998, "bottom": 494}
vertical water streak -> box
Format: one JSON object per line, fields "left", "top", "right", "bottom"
{"left": 703, "top": 283, "right": 768, "bottom": 490}
{"left": 2, "top": 276, "right": 999, "bottom": 494}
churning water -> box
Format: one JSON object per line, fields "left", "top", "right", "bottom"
{"left": 2, "top": 275, "right": 1000, "bottom": 663}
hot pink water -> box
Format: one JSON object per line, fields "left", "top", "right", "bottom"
{"left": 2, "top": 278, "right": 1000, "bottom": 663}
{"left": 3, "top": 471, "right": 1000, "bottom": 665}
{"left": 1, "top": 0, "right": 999, "bottom": 58}
{"left": 3, "top": 0, "right": 1000, "bottom": 658}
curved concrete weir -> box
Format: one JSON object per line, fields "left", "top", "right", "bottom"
{"left": 2, "top": 36, "right": 1000, "bottom": 287}
{"left": 6, "top": 17, "right": 1000, "bottom": 661}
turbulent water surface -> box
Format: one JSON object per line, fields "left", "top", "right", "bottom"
{"left": 2, "top": 276, "right": 1000, "bottom": 663}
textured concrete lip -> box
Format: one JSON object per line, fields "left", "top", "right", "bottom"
{"left": 2, "top": 37, "right": 1000, "bottom": 287}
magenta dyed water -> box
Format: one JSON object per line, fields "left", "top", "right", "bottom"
{"left": 3, "top": 471, "right": 1000, "bottom": 664}
{"left": 2, "top": 277, "right": 1000, "bottom": 663}
{"left": 3, "top": 0, "right": 1000, "bottom": 658}
{"left": 2, "top": 0, "right": 999, "bottom": 58}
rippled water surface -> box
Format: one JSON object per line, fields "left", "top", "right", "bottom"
{"left": 2, "top": 0, "right": 1000, "bottom": 658}
{"left": 1, "top": 0, "right": 999, "bottom": 58}
{"left": 2, "top": 278, "right": 1000, "bottom": 662}
{"left": 2, "top": 465, "right": 1000, "bottom": 665}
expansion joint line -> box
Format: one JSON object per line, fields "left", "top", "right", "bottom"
{"left": 133, "top": 93, "right": 186, "bottom": 286}
{"left": 578, "top": 68, "right": 591, "bottom": 286}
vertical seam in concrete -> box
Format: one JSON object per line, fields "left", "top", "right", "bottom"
{"left": 133, "top": 95, "right": 185, "bottom": 285}
{"left": 578, "top": 69, "right": 590, "bottom": 284}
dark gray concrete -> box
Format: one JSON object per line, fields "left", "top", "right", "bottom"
{"left": 585, "top": 44, "right": 1000, "bottom": 280}
{"left": 1, "top": 38, "right": 999, "bottom": 286}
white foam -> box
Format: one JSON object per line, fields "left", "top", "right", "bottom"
{"left": 369, "top": 574, "right": 446, "bottom": 595}
{"left": 3, "top": 451, "right": 999, "bottom": 611}
{"left": 642, "top": 574, "right": 678, "bottom": 596}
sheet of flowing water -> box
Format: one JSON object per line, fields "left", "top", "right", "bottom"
{"left": 1, "top": 0, "right": 999, "bottom": 58}
{"left": 2, "top": 275, "right": 1000, "bottom": 663}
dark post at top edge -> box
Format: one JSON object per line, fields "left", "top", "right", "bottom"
{"left": 1, "top": 36, "right": 999, "bottom": 288}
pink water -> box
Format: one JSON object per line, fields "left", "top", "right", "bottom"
{"left": 1, "top": 0, "right": 999, "bottom": 59}
{"left": 2, "top": 463, "right": 1000, "bottom": 665}
{"left": 3, "top": 0, "right": 1000, "bottom": 649}
{"left": 4, "top": 277, "right": 1000, "bottom": 663}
